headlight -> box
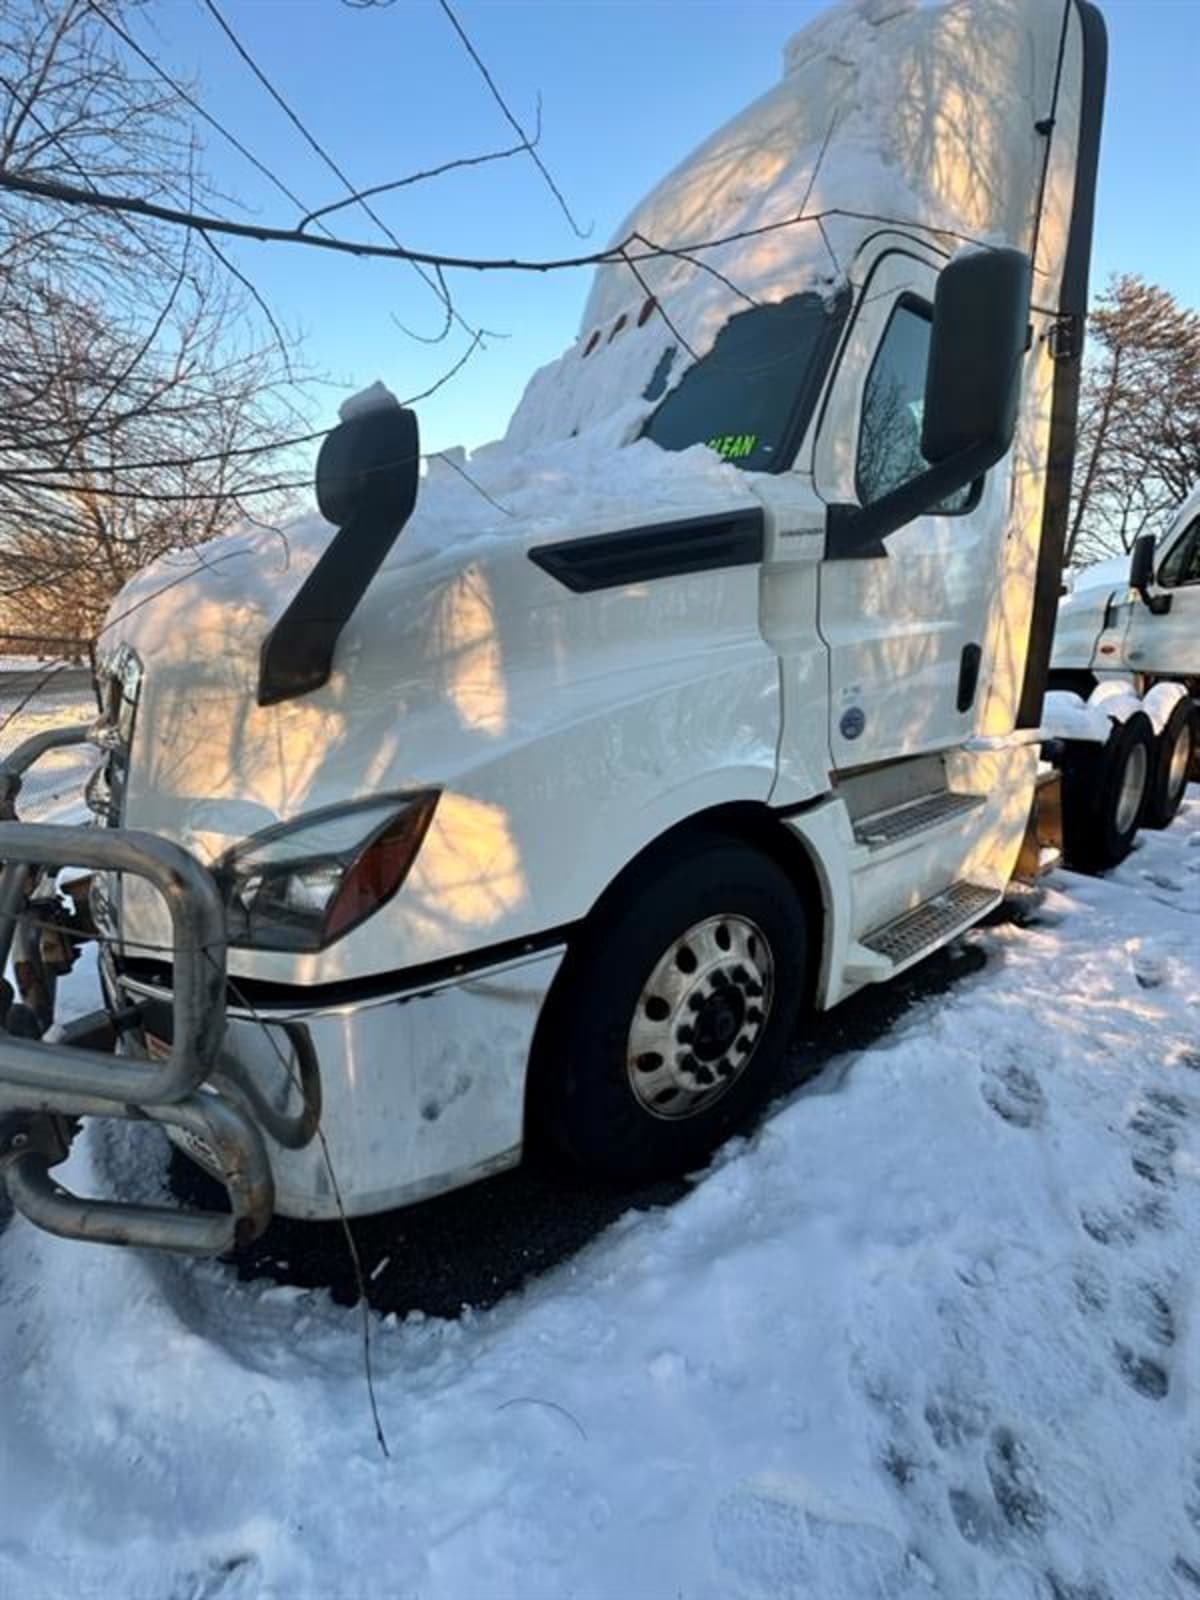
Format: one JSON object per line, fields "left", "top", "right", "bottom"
{"left": 218, "top": 791, "right": 439, "bottom": 952}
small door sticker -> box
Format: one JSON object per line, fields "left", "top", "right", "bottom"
{"left": 840, "top": 706, "right": 866, "bottom": 741}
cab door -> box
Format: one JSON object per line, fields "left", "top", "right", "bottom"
{"left": 1122, "top": 513, "right": 1200, "bottom": 677}
{"left": 812, "top": 250, "right": 1006, "bottom": 771}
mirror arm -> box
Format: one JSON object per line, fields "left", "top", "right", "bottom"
{"left": 258, "top": 506, "right": 400, "bottom": 705}
{"left": 824, "top": 439, "right": 999, "bottom": 561}
{"left": 1135, "top": 583, "right": 1173, "bottom": 618}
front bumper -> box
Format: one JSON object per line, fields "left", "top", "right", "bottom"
{"left": 0, "top": 719, "right": 562, "bottom": 1252}
{"left": 111, "top": 945, "right": 564, "bottom": 1221}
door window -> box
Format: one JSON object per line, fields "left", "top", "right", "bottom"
{"left": 856, "top": 300, "right": 974, "bottom": 514}
{"left": 1158, "top": 519, "right": 1200, "bottom": 587}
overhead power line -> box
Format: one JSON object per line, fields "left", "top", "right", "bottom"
{"left": 86, "top": 0, "right": 495, "bottom": 348}
{"left": 434, "top": 0, "right": 589, "bottom": 239}
{"left": 199, "top": 0, "right": 478, "bottom": 345}
{"left": 86, "top": 0, "right": 315, "bottom": 222}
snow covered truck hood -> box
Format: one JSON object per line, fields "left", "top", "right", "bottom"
{"left": 97, "top": 0, "right": 1099, "bottom": 984}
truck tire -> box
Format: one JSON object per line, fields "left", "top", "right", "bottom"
{"left": 1142, "top": 699, "right": 1196, "bottom": 831}
{"left": 1061, "top": 711, "right": 1155, "bottom": 872}
{"left": 532, "top": 833, "right": 808, "bottom": 1182}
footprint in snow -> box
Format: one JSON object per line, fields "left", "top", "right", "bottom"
{"left": 1107, "top": 1267, "right": 1177, "bottom": 1408}
{"left": 1079, "top": 1194, "right": 1168, "bottom": 1248}
{"left": 1088, "top": 1278, "right": 1177, "bottom": 1402}
{"left": 924, "top": 1390, "right": 990, "bottom": 1453}
{"left": 1131, "top": 949, "right": 1170, "bottom": 989}
{"left": 946, "top": 1427, "right": 1048, "bottom": 1553}
{"left": 1044, "top": 1576, "right": 1114, "bottom": 1600}
{"left": 1127, "top": 1094, "right": 1184, "bottom": 1191}
{"left": 1142, "top": 870, "right": 1184, "bottom": 894}
{"left": 880, "top": 1440, "right": 922, "bottom": 1490}
{"left": 167, "top": 1554, "right": 260, "bottom": 1600}
{"left": 985, "top": 1427, "right": 1049, "bottom": 1536}
{"left": 1072, "top": 1260, "right": 1110, "bottom": 1318}
{"left": 711, "top": 1483, "right": 932, "bottom": 1597}
{"left": 1113, "top": 1342, "right": 1169, "bottom": 1401}
{"left": 1139, "top": 1282, "right": 1177, "bottom": 1348}
{"left": 981, "top": 1061, "right": 1046, "bottom": 1129}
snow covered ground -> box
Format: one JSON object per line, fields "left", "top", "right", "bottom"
{"left": 1, "top": 682, "right": 1199, "bottom": 1598}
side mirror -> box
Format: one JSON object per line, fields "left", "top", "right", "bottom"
{"left": 258, "top": 399, "right": 421, "bottom": 706}
{"left": 921, "top": 247, "right": 1031, "bottom": 467}
{"left": 826, "top": 247, "right": 1032, "bottom": 560}
{"left": 1129, "top": 531, "right": 1173, "bottom": 616}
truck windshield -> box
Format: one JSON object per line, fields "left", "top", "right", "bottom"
{"left": 640, "top": 290, "right": 844, "bottom": 473}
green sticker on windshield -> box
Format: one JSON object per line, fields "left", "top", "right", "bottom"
{"left": 708, "top": 433, "right": 759, "bottom": 462}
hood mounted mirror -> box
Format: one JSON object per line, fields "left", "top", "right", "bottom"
{"left": 258, "top": 394, "right": 420, "bottom": 707}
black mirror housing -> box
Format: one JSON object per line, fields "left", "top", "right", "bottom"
{"left": 315, "top": 404, "right": 419, "bottom": 529}
{"left": 1129, "top": 531, "right": 1172, "bottom": 616}
{"left": 1129, "top": 532, "right": 1156, "bottom": 593}
{"left": 826, "top": 247, "right": 1032, "bottom": 561}
{"left": 922, "top": 247, "right": 1032, "bottom": 464}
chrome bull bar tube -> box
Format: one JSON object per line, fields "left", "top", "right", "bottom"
{"left": 0, "top": 722, "right": 275, "bottom": 1254}
{"left": 0, "top": 821, "right": 226, "bottom": 1104}
{"left": 0, "top": 1090, "right": 273, "bottom": 1253}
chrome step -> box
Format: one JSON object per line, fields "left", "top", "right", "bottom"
{"left": 852, "top": 790, "right": 985, "bottom": 850}
{"left": 861, "top": 880, "right": 998, "bottom": 965}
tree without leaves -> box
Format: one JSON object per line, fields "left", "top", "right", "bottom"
{"left": 0, "top": 272, "right": 306, "bottom": 637}
{"left": 0, "top": 0, "right": 309, "bottom": 641}
{"left": 1067, "top": 274, "right": 1200, "bottom": 567}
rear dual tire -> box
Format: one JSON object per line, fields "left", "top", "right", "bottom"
{"left": 1061, "top": 711, "right": 1155, "bottom": 872}
{"left": 1142, "top": 699, "right": 1196, "bottom": 831}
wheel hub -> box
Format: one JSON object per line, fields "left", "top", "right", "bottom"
{"left": 1116, "top": 741, "right": 1149, "bottom": 835}
{"left": 693, "top": 987, "right": 746, "bottom": 1060}
{"left": 1168, "top": 720, "right": 1193, "bottom": 802}
{"left": 626, "top": 914, "right": 775, "bottom": 1121}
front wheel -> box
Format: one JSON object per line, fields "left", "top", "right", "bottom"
{"left": 1142, "top": 699, "right": 1197, "bottom": 830}
{"left": 1061, "top": 711, "right": 1155, "bottom": 872}
{"left": 532, "top": 833, "right": 809, "bottom": 1183}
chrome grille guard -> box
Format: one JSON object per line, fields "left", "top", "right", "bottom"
{"left": 0, "top": 722, "right": 274, "bottom": 1254}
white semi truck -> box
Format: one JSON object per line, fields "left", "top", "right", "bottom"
{"left": 1047, "top": 485, "right": 1200, "bottom": 857}
{"left": 0, "top": 0, "right": 1112, "bottom": 1255}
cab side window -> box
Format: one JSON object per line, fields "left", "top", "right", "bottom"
{"left": 856, "top": 300, "right": 973, "bottom": 514}
{"left": 1158, "top": 519, "right": 1200, "bottom": 587}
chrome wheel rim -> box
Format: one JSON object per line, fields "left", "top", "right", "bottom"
{"left": 1116, "top": 742, "right": 1149, "bottom": 835}
{"left": 1167, "top": 721, "right": 1192, "bottom": 803}
{"left": 626, "top": 915, "right": 775, "bottom": 1121}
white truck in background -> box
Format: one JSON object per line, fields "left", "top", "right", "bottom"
{"left": 1047, "top": 485, "right": 1200, "bottom": 865}
{"left": 0, "top": 0, "right": 1117, "bottom": 1256}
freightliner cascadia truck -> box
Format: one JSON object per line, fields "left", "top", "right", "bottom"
{"left": 0, "top": 0, "right": 1114, "bottom": 1254}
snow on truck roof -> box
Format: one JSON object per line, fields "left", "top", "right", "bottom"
{"left": 504, "top": 0, "right": 1076, "bottom": 456}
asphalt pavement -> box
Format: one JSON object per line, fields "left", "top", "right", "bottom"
{"left": 0, "top": 665, "right": 92, "bottom": 696}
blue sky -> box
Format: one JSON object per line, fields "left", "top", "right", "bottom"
{"left": 133, "top": 0, "right": 1199, "bottom": 456}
